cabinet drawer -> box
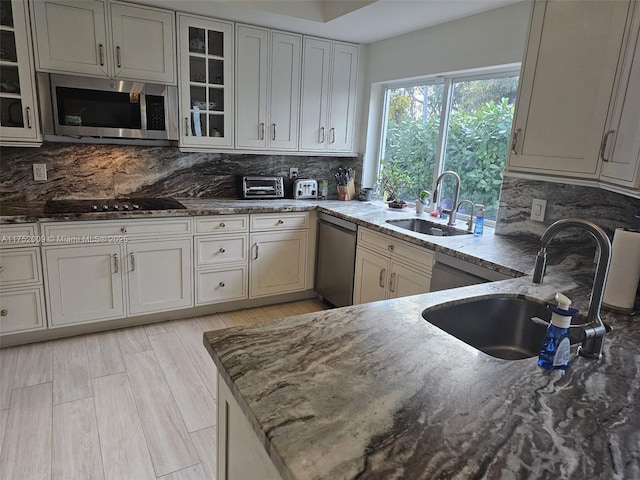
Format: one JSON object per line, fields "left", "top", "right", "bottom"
{"left": 0, "top": 287, "right": 46, "bottom": 335}
{"left": 195, "top": 215, "right": 249, "bottom": 234}
{"left": 195, "top": 234, "right": 248, "bottom": 267}
{"left": 358, "top": 228, "right": 434, "bottom": 272}
{"left": 42, "top": 218, "right": 192, "bottom": 242}
{"left": 250, "top": 212, "right": 309, "bottom": 231}
{"left": 0, "top": 247, "right": 42, "bottom": 287}
{"left": 196, "top": 266, "right": 248, "bottom": 305}
{"left": 0, "top": 224, "right": 39, "bottom": 246}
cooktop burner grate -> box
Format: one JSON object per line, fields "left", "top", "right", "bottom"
{"left": 44, "top": 198, "right": 187, "bottom": 214}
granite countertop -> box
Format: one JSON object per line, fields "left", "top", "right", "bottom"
{"left": 204, "top": 267, "right": 640, "bottom": 479}
{"left": 2, "top": 198, "right": 638, "bottom": 477}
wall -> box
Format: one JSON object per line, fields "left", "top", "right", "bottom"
{"left": 495, "top": 175, "right": 640, "bottom": 241}
{"left": 0, "top": 144, "right": 361, "bottom": 201}
{"left": 358, "top": 1, "right": 531, "bottom": 186}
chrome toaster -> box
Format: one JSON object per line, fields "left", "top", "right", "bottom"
{"left": 293, "top": 179, "right": 318, "bottom": 199}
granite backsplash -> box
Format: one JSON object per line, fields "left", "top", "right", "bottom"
{"left": 495, "top": 175, "right": 640, "bottom": 241}
{"left": 0, "top": 143, "right": 362, "bottom": 201}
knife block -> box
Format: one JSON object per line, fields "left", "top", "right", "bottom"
{"left": 337, "top": 179, "right": 355, "bottom": 200}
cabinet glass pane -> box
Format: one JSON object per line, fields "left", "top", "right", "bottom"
{"left": 207, "top": 30, "right": 223, "bottom": 57}
{"left": 0, "top": 30, "right": 17, "bottom": 62}
{"left": 0, "top": 97, "right": 23, "bottom": 127}
{"left": 190, "top": 85, "right": 206, "bottom": 108}
{"left": 188, "top": 27, "right": 205, "bottom": 54}
{"left": 209, "top": 88, "right": 223, "bottom": 111}
{"left": 0, "top": 64, "right": 20, "bottom": 94}
{"left": 189, "top": 57, "right": 206, "bottom": 83}
{"left": 208, "top": 59, "right": 223, "bottom": 85}
{"left": 209, "top": 115, "right": 223, "bottom": 137}
{"left": 0, "top": 0, "right": 14, "bottom": 28}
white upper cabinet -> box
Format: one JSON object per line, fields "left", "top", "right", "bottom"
{"left": 0, "top": 0, "right": 41, "bottom": 145}
{"left": 31, "top": 0, "right": 176, "bottom": 83}
{"left": 235, "top": 25, "right": 269, "bottom": 149}
{"left": 178, "top": 14, "right": 234, "bottom": 148}
{"left": 507, "top": 0, "right": 633, "bottom": 178}
{"left": 600, "top": 7, "right": 640, "bottom": 189}
{"left": 299, "top": 37, "right": 358, "bottom": 153}
{"left": 108, "top": 2, "right": 175, "bottom": 83}
{"left": 235, "top": 25, "right": 301, "bottom": 151}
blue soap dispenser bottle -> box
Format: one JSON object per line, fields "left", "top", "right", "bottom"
{"left": 538, "top": 293, "right": 577, "bottom": 370}
{"left": 473, "top": 204, "right": 485, "bottom": 236}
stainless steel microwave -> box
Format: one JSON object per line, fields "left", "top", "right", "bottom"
{"left": 38, "top": 73, "right": 178, "bottom": 140}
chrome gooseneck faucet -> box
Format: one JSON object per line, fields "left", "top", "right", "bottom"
{"left": 432, "top": 171, "right": 461, "bottom": 227}
{"left": 456, "top": 200, "right": 475, "bottom": 232}
{"left": 532, "top": 218, "right": 612, "bottom": 359}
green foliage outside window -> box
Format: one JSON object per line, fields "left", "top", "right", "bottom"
{"left": 383, "top": 98, "right": 514, "bottom": 220}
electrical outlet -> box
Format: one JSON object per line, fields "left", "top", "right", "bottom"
{"left": 530, "top": 198, "right": 547, "bottom": 222}
{"left": 289, "top": 167, "right": 299, "bottom": 179}
{"left": 33, "top": 164, "right": 47, "bottom": 181}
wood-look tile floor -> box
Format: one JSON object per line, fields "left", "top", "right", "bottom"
{"left": 0, "top": 299, "right": 327, "bottom": 480}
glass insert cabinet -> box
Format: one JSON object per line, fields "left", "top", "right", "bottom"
{"left": 0, "top": 0, "right": 40, "bottom": 143}
{"left": 178, "top": 14, "right": 234, "bottom": 148}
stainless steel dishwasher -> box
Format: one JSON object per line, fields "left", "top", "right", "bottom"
{"left": 430, "top": 251, "right": 513, "bottom": 291}
{"left": 315, "top": 212, "right": 357, "bottom": 307}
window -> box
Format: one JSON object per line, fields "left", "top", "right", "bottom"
{"left": 380, "top": 70, "right": 519, "bottom": 221}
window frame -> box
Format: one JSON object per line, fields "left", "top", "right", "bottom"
{"left": 377, "top": 65, "right": 521, "bottom": 226}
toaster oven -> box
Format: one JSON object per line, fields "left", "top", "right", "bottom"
{"left": 240, "top": 176, "right": 285, "bottom": 199}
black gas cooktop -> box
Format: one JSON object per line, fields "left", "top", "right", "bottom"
{"left": 44, "top": 198, "right": 187, "bottom": 214}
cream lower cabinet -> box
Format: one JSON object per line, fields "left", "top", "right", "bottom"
{"left": 217, "top": 373, "right": 282, "bottom": 480}
{"left": 353, "top": 228, "right": 433, "bottom": 305}
{"left": 42, "top": 217, "right": 192, "bottom": 327}
{"left": 126, "top": 239, "right": 192, "bottom": 315}
{"left": 194, "top": 215, "right": 249, "bottom": 306}
{"left": 44, "top": 244, "right": 126, "bottom": 326}
{"left": 0, "top": 224, "right": 46, "bottom": 335}
{"left": 249, "top": 212, "right": 312, "bottom": 298}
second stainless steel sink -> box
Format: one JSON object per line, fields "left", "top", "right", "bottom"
{"left": 386, "top": 218, "right": 471, "bottom": 236}
{"left": 422, "top": 296, "right": 581, "bottom": 360}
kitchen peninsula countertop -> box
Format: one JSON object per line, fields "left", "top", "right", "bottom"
{"left": 2, "top": 198, "right": 639, "bottom": 477}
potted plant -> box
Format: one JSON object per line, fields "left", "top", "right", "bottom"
{"left": 416, "top": 190, "right": 431, "bottom": 214}
{"left": 378, "top": 158, "right": 411, "bottom": 208}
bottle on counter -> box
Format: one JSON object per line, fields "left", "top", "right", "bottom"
{"left": 473, "top": 204, "right": 485, "bottom": 236}
{"left": 538, "top": 293, "right": 577, "bottom": 370}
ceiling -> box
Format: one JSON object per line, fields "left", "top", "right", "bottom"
{"left": 141, "top": 0, "right": 522, "bottom": 44}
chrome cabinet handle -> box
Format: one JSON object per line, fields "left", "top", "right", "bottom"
{"left": 130, "top": 253, "right": 135, "bottom": 271}
{"left": 219, "top": 222, "right": 225, "bottom": 228}
{"left": 277, "top": 219, "right": 284, "bottom": 224}
{"left": 116, "top": 46, "right": 121, "bottom": 68}
{"left": 320, "top": 127, "right": 325, "bottom": 143}
{"left": 26, "top": 107, "right": 32, "bottom": 128}
{"left": 254, "top": 243, "right": 259, "bottom": 260}
{"left": 389, "top": 272, "right": 396, "bottom": 293}
{"left": 99, "top": 44, "right": 104, "bottom": 66}
{"left": 379, "top": 268, "right": 386, "bottom": 288}
{"left": 113, "top": 254, "right": 119, "bottom": 274}
{"left": 120, "top": 227, "right": 127, "bottom": 233}
{"left": 185, "top": 117, "right": 190, "bottom": 136}
{"left": 219, "top": 247, "right": 225, "bottom": 253}
{"left": 330, "top": 127, "right": 335, "bottom": 144}
{"left": 387, "top": 244, "right": 394, "bottom": 252}
{"left": 260, "top": 122, "right": 265, "bottom": 140}
{"left": 272, "top": 123, "right": 276, "bottom": 141}
{"left": 511, "top": 128, "right": 521, "bottom": 155}
{"left": 0, "top": 309, "right": 7, "bottom": 316}
{"left": 219, "top": 282, "right": 225, "bottom": 287}
{"left": 599, "top": 130, "right": 615, "bottom": 162}
{"left": 0, "top": 266, "right": 4, "bottom": 273}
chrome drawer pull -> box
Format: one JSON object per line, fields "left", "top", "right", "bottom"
{"left": 389, "top": 272, "right": 396, "bottom": 292}
{"left": 219, "top": 282, "right": 225, "bottom": 287}
{"left": 219, "top": 222, "right": 225, "bottom": 228}
{"left": 599, "top": 130, "right": 615, "bottom": 162}
{"left": 113, "top": 254, "right": 119, "bottom": 273}
{"left": 219, "top": 248, "right": 225, "bottom": 253}
{"left": 379, "top": 268, "right": 386, "bottom": 288}
{"left": 0, "top": 309, "right": 7, "bottom": 316}
{"left": 99, "top": 44, "right": 104, "bottom": 66}
{"left": 130, "top": 253, "right": 135, "bottom": 271}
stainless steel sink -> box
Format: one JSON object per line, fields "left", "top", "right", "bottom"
{"left": 386, "top": 218, "right": 471, "bottom": 236}
{"left": 422, "top": 296, "right": 580, "bottom": 360}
